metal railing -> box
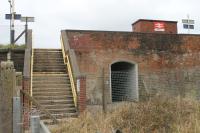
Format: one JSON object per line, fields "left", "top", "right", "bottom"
{"left": 20, "top": 89, "right": 58, "bottom": 123}
{"left": 61, "top": 36, "right": 78, "bottom": 108}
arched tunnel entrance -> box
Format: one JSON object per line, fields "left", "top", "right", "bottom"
{"left": 111, "top": 61, "right": 138, "bottom": 102}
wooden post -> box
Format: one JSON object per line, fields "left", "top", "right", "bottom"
{"left": 0, "top": 61, "right": 16, "bottom": 133}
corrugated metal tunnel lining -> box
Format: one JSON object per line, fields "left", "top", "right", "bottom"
{"left": 111, "top": 61, "right": 138, "bottom": 102}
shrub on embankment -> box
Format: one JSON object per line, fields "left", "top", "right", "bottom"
{"left": 51, "top": 95, "right": 200, "bottom": 133}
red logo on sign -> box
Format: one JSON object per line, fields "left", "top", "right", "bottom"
{"left": 154, "top": 22, "right": 165, "bottom": 31}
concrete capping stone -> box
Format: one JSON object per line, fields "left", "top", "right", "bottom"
{"left": 1, "top": 61, "right": 14, "bottom": 69}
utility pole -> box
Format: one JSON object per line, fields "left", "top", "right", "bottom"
{"left": 6, "top": 0, "right": 22, "bottom": 61}
{"left": 187, "top": 14, "right": 190, "bottom": 34}
{"left": 7, "top": 0, "right": 15, "bottom": 61}
{"left": 7, "top": 0, "right": 22, "bottom": 45}
{"left": 11, "top": 0, "right": 15, "bottom": 44}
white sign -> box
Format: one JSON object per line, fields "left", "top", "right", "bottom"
{"left": 21, "top": 17, "right": 35, "bottom": 22}
{"left": 182, "top": 19, "right": 194, "bottom": 24}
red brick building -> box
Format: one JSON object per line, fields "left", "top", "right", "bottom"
{"left": 132, "top": 19, "right": 178, "bottom": 34}
{"left": 61, "top": 19, "right": 200, "bottom": 108}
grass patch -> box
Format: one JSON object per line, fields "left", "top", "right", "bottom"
{"left": 51, "top": 95, "right": 200, "bottom": 133}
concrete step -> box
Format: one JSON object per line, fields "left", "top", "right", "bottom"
{"left": 33, "top": 67, "right": 66, "bottom": 70}
{"left": 32, "top": 80, "right": 70, "bottom": 84}
{"left": 33, "top": 76, "right": 69, "bottom": 80}
{"left": 33, "top": 58, "right": 64, "bottom": 62}
{"left": 37, "top": 99, "right": 74, "bottom": 105}
{"left": 34, "top": 59, "right": 63, "bottom": 62}
{"left": 33, "top": 91, "right": 72, "bottom": 96}
{"left": 33, "top": 72, "right": 67, "bottom": 75}
{"left": 32, "top": 83, "right": 70, "bottom": 88}
{"left": 33, "top": 57, "right": 63, "bottom": 60}
{"left": 33, "top": 58, "right": 64, "bottom": 63}
{"left": 33, "top": 63, "right": 65, "bottom": 66}
{"left": 34, "top": 52, "right": 62, "bottom": 55}
{"left": 44, "top": 108, "right": 76, "bottom": 114}
{"left": 42, "top": 104, "right": 75, "bottom": 109}
{"left": 40, "top": 112, "right": 78, "bottom": 120}
{"left": 33, "top": 78, "right": 69, "bottom": 82}
{"left": 34, "top": 56, "right": 63, "bottom": 60}
{"left": 33, "top": 64, "right": 67, "bottom": 69}
{"left": 33, "top": 69, "right": 66, "bottom": 72}
{"left": 34, "top": 51, "right": 62, "bottom": 54}
{"left": 34, "top": 95, "right": 73, "bottom": 101}
{"left": 32, "top": 74, "right": 69, "bottom": 77}
{"left": 33, "top": 88, "right": 71, "bottom": 93}
{"left": 34, "top": 49, "right": 61, "bottom": 51}
{"left": 33, "top": 104, "right": 75, "bottom": 111}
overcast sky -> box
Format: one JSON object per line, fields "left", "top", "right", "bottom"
{"left": 0, "top": 0, "right": 200, "bottom": 48}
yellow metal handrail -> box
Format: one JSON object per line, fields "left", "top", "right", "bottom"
{"left": 61, "top": 37, "right": 77, "bottom": 108}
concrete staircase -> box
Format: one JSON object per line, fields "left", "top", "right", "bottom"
{"left": 32, "top": 49, "right": 77, "bottom": 120}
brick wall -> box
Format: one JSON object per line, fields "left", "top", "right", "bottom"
{"left": 63, "top": 30, "right": 200, "bottom": 104}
